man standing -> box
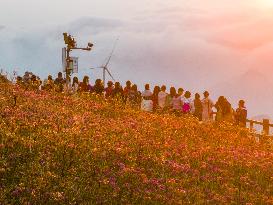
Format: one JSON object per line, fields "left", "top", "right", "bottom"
{"left": 235, "top": 100, "right": 247, "bottom": 127}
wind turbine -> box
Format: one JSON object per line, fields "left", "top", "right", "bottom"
{"left": 90, "top": 38, "right": 119, "bottom": 86}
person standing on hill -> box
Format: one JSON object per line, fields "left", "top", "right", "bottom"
{"left": 172, "top": 88, "right": 183, "bottom": 114}
{"left": 23, "top": 71, "right": 31, "bottom": 85}
{"left": 123, "top": 80, "right": 132, "bottom": 103}
{"left": 182, "top": 91, "right": 194, "bottom": 114}
{"left": 54, "top": 72, "right": 65, "bottom": 92}
{"left": 158, "top": 85, "right": 168, "bottom": 109}
{"left": 105, "top": 81, "right": 114, "bottom": 99}
{"left": 16, "top": 76, "right": 24, "bottom": 88}
{"left": 64, "top": 76, "right": 72, "bottom": 94}
{"left": 141, "top": 84, "right": 153, "bottom": 112}
{"left": 166, "top": 87, "right": 176, "bottom": 109}
{"left": 178, "top": 88, "right": 184, "bottom": 97}
{"left": 235, "top": 100, "right": 247, "bottom": 127}
{"left": 128, "top": 84, "right": 141, "bottom": 107}
{"left": 193, "top": 93, "right": 203, "bottom": 121}
{"left": 72, "top": 77, "right": 79, "bottom": 93}
{"left": 30, "top": 75, "right": 40, "bottom": 90}
{"left": 80, "top": 76, "right": 92, "bottom": 92}
{"left": 215, "top": 96, "right": 225, "bottom": 122}
{"left": 152, "top": 86, "right": 160, "bottom": 111}
{"left": 170, "top": 87, "right": 182, "bottom": 110}
{"left": 43, "top": 75, "right": 54, "bottom": 91}
{"left": 215, "top": 96, "right": 234, "bottom": 122}
{"left": 112, "top": 82, "right": 124, "bottom": 99}
{"left": 93, "top": 79, "right": 104, "bottom": 95}
{"left": 202, "top": 91, "right": 214, "bottom": 122}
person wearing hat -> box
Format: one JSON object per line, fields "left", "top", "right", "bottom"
{"left": 202, "top": 91, "right": 214, "bottom": 122}
{"left": 235, "top": 100, "right": 247, "bottom": 127}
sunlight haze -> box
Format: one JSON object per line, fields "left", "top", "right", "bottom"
{"left": 1, "top": 0, "right": 273, "bottom": 118}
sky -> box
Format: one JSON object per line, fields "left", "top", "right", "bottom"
{"left": 1, "top": 0, "right": 273, "bottom": 119}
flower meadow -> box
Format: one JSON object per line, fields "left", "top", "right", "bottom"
{"left": 0, "top": 82, "right": 272, "bottom": 204}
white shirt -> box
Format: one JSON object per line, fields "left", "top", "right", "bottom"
{"left": 141, "top": 90, "right": 153, "bottom": 97}
{"left": 158, "top": 91, "right": 168, "bottom": 108}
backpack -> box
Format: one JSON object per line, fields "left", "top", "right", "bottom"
{"left": 182, "top": 102, "right": 191, "bottom": 113}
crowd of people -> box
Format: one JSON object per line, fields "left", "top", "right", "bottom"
{"left": 14, "top": 71, "right": 248, "bottom": 127}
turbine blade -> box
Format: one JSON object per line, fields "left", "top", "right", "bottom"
{"left": 106, "top": 68, "right": 115, "bottom": 81}
{"left": 104, "top": 37, "right": 119, "bottom": 67}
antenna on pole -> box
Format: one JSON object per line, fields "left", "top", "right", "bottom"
{"left": 63, "top": 32, "right": 94, "bottom": 80}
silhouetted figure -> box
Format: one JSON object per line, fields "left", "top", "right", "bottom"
{"left": 235, "top": 100, "right": 247, "bottom": 127}
{"left": 158, "top": 85, "right": 168, "bottom": 109}
{"left": 202, "top": 91, "right": 214, "bottom": 122}
{"left": 215, "top": 96, "right": 234, "bottom": 122}
{"left": 23, "top": 71, "right": 31, "bottom": 85}
{"left": 30, "top": 75, "right": 40, "bottom": 90}
{"left": 178, "top": 88, "right": 184, "bottom": 97}
{"left": 54, "top": 72, "right": 65, "bottom": 92}
{"left": 112, "top": 82, "right": 123, "bottom": 99}
{"left": 193, "top": 93, "right": 203, "bottom": 121}
{"left": 166, "top": 87, "right": 176, "bottom": 109}
{"left": 128, "top": 84, "right": 141, "bottom": 107}
{"left": 93, "top": 79, "right": 104, "bottom": 95}
{"left": 172, "top": 88, "right": 183, "bottom": 115}
{"left": 183, "top": 91, "right": 193, "bottom": 114}
{"left": 123, "top": 80, "right": 132, "bottom": 103}
{"left": 16, "top": 76, "right": 23, "bottom": 86}
{"left": 215, "top": 96, "right": 225, "bottom": 121}
{"left": 80, "top": 76, "right": 92, "bottom": 92}
{"left": 64, "top": 76, "right": 72, "bottom": 94}
{"left": 43, "top": 75, "right": 54, "bottom": 91}
{"left": 105, "top": 81, "right": 114, "bottom": 99}
{"left": 141, "top": 84, "right": 153, "bottom": 112}
{"left": 152, "top": 86, "right": 160, "bottom": 111}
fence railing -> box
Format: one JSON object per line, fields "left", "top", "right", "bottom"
{"left": 247, "top": 119, "right": 273, "bottom": 136}
{"left": 212, "top": 112, "right": 272, "bottom": 136}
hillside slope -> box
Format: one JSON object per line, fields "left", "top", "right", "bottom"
{"left": 0, "top": 82, "right": 272, "bottom": 204}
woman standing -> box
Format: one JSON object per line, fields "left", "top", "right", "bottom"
{"left": 172, "top": 88, "right": 183, "bottom": 112}
{"left": 182, "top": 91, "right": 193, "bottom": 114}
{"left": 72, "top": 77, "right": 79, "bottom": 93}
{"left": 202, "top": 91, "right": 214, "bottom": 122}
{"left": 141, "top": 84, "right": 153, "bottom": 112}
{"left": 80, "top": 76, "right": 92, "bottom": 92}
{"left": 166, "top": 87, "right": 176, "bottom": 110}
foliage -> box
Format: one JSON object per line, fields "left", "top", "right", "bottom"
{"left": 0, "top": 82, "right": 272, "bottom": 204}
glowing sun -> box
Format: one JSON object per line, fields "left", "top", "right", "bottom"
{"left": 259, "top": 0, "right": 273, "bottom": 7}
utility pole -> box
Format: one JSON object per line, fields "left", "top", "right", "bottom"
{"left": 63, "top": 33, "right": 93, "bottom": 79}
